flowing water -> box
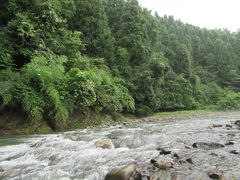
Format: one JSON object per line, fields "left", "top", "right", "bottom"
{"left": 0, "top": 112, "right": 240, "bottom": 180}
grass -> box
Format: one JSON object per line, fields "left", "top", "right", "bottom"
{"left": 153, "top": 109, "right": 213, "bottom": 118}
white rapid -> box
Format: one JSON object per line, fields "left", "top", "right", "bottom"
{"left": 0, "top": 112, "right": 239, "bottom": 180}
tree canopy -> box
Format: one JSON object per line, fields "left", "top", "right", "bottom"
{"left": 1, "top": 0, "right": 240, "bottom": 130}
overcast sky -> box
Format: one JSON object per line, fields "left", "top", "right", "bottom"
{"left": 138, "top": 0, "right": 240, "bottom": 32}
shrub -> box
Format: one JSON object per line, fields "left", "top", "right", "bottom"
{"left": 217, "top": 91, "right": 240, "bottom": 110}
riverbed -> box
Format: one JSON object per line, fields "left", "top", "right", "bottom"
{"left": 0, "top": 112, "right": 239, "bottom": 179}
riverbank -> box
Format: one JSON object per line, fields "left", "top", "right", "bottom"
{"left": 0, "top": 109, "right": 221, "bottom": 137}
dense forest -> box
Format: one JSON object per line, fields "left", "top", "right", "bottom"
{"left": 1, "top": 0, "right": 240, "bottom": 131}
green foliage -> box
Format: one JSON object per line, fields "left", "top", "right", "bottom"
{"left": 162, "top": 75, "right": 196, "bottom": 110}
{"left": 67, "top": 68, "right": 135, "bottom": 113}
{"left": 20, "top": 85, "right": 45, "bottom": 126}
{"left": 0, "top": 69, "right": 19, "bottom": 108}
{"left": 67, "top": 68, "right": 96, "bottom": 107}
{"left": 1, "top": 0, "right": 240, "bottom": 131}
{"left": 92, "top": 69, "right": 135, "bottom": 113}
{"left": 70, "top": 0, "right": 115, "bottom": 63}
{"left": 217, "top": 91, "right": 240, "bottom": 110}
{"left": 201, "top": 83, "right": 224, "bottom": 105}
{"left": 23, "top": 51, "right": 69, "bottom": 129}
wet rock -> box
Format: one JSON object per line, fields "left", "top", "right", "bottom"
{"left": 208, "top": 171, "right": 223, "bottom": 179}
{"left": 225, "top": 141, "right": 234, "bottom": 146}
{"left": 105, "top": 163, "right": 138, "bottom": 180}
{"left": 211, "top": 124, "right": 223, "bottom": 128}
{"left": 186, "top": 158, "right": 193, "bottom": 164}
{"left": 226, "top": 124, "right": 232, "bottom": 128}
{"left": 178, "top": 159, "right": 187, "bottom": 164}
{"left": 64, "top": 133, "right": 81, "bottom": 141}
{"left": 157, "top": 148, "right": 171, "bottom": 155}
{"left": 95, "top": 139, "right": 114, "bottom": 149}
{"left": 0, "top": 169, "right": 14, "bottom": 179}
{"left": 178, "top": 158, "right": 193, "bottom": 165}
{"left": 48, "top": 154, "right": 62, "bottom": 166}
{"left": 210, "top": 152, "right": 219, "bottom": 157}
{"left": 208, "top": 124, "right": 223, "bottom": 130}
{"left": 229, "top": 150, "right": 239, "bottom": 155}
{"left": 172, "top": 153, "right": 180, "bottom": 159}
{"left": 208, "top": 126, "right": 213, "bottom": 130}
{"left": 30, "top": 141, "right": 43, "bottom": 148}
{"left": 234, "top": 120, "right": 240, "bottom": 126}
{"left": 150, "top": 158, "right": 173, "bottom": 169}
{"left": 3, "top": 152, "right": 26, "bottom": 161}
{"left": 185, "top": 145, "right": 192, "bottom": 149}
{"left": 132, "top": 171, "right": 143, "bottom": 180}
{"left": 122, "top": 122, "right": 128, "bottom": 126}
{"left": 192, "top": 142, "right": 224, "bottom": 150}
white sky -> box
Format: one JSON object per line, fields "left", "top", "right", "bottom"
{"left": 138, "top": 0, "right": 240, "bottom": 32}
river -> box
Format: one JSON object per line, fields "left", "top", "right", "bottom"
{"left": 0, "top": 112, "right": 239, "bottom": 180}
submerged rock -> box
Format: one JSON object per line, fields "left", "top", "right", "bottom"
{"left": 157, "top": 148, "right": 171, "bottom": 155}
{"left": 30, "top": 141, "right": 44, "bottom": 148}
{"left": 208, "top": 171, "right": 223, "bottom": 179}
{"left": 105, "top": 163, "right": 139, "bottom": 180}
{"left": 95, "top": 139, "right": 114, "bottom": 149}
{"left": 227, "top": 133, "right": 235, "bottom": 137}
{"left": 63, "top": 132, "right": 81, "bottom": 141}
{"left": 192, "top": 142, "right": 225, "bottom": 150}
{"left": 226, "top": 124, "right": 232, "bottom": 128}
{"left": 225, "top": 141, "right": 234, "bottom": 146}
{"left": 150, "top": 158, "right": 173, "bottom": 169}
{"left": 172, "top": 153, "right": 180, "bottom": 159}
{"left": 229, "top": 150, "right": 239, "bottom": 155}
{"left": 209, "top": 152, "right": 219, "bottom": 157}
{"left": 2, "top": 151, "right": 26, "bottom": 161}
{"left": 48, "top": 154, "right": 62, "bottom": 166}
{"left": 186, "top": 158, "right": 193, "bottom": 164}
{"left": 185, "top": 145, "right": 192, "bottom": 149}
{"left": 178, "top": 159, "right": 187, "bottom": 164}
{"left": 211, "top": 124, "right": 223, "bottom": 128}
{"left": 234, "top": 120, "right": 240, "bottom": 126}
{"left": 178, "top": 157, "right": 193, "bottom": 165}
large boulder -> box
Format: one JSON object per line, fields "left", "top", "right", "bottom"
{"left": 95, "top": 139, "right": 114, "bottom": 149}
{"left": 105, "top": 163, "right": 139, "bottom": 180}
